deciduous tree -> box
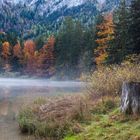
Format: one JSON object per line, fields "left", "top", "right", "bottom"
{"left": 2, "top": 41, "right": 12, "bottom": 72}
{"left": 23, "top": 40, "right": 36, "bottom": 75}
{"left": 39, "top": 36, "right": 55, "bottom": 77}
{"left": 13, "top": 42, "right": 22, "bottom": 58}
{"left": 2, "top": 41, "right": 11, "bottom": 60}
{"left": 95, "top": 13, "right": 115, "bottom": 65}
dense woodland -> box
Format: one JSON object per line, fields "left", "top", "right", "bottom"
{"left": 0, "top": 0, "right": 140, "bottom": 79}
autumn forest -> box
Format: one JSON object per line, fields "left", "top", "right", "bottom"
{"left": 0, "top": 0, "right": 140, "bottom": 79}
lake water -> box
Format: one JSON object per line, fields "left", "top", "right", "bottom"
{"left": 0, "top": 78, "right": 84, "bottom": 140}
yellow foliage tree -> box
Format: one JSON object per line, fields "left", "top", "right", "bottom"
{"left": 95, "top": 13, "right": 115, "bottom": 65}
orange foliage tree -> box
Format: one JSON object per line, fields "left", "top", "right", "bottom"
{"left": 2, "top": 41, "right": 11, "bottom": 60}
{"left": 38, "top": 36, "right": 55, "bottom": 77}
{"left": 23, "top": 40, "right": 36, "bottom": 75}
{"left": 23, "top": 40, "right": 36, "bottom": 58}
{"left": 2, "top": 41, "right": 12, "bottom": 72}
{"left": 95, "top": 13, "right": 115, "bottom": 65}
{"left": 0, "top": 36, "right": 55, "bottom": 77}
{"left": 12, "top": 42, "right": 23, "bottom": 70}
{"left": 21, "top": 36, "right": 55, "bottom": 77}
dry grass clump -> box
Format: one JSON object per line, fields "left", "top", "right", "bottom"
{"left": 86, "top": 62, "right": 140, "bottom": 97}
{"left": 18, "top": 95, "right": 91, "bottom": 139}
{"left": 37, "top": 96, "right": 90, "bottom": 122}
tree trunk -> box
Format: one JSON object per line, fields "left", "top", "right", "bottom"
{"left": 121, "top": 82, "right": 140, "bottom": 115}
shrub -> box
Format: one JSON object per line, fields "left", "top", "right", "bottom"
{"left": 87, "top": 62, "right": 140, "bottom": 97}
{"left": 91, "top": 97, "right": 118, "bottom": 114}
{"left": 18, "top": 108, "right": 36, "bottom": 134}
{"left": 18, "top": 96, "right": 91, "bottom": 139}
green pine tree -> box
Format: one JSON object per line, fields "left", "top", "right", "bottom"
{"left": 107, "top": 0, "right": 129, "bottom": 64}
{"left": 128, "top": 0, "right": 140, "bottom": 54}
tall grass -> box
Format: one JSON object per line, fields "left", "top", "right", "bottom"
{"left": 86, "top": 62, "right": 140, "bottom": 97}
{"left": 18, "top": 96, "right": 91, "bottom": 139}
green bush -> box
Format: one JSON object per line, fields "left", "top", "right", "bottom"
{"left": 18, "top": 108, "right": 36, "bottom": 134}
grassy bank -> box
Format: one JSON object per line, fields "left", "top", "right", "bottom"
{"left": 18, "top": 62, "right": 140, "bottom": 140}
{"left": 64, "top": 104, "right": 140, "bottom": 140}
{"left": 18, "top": 96, "right": 140, "bottom": 140}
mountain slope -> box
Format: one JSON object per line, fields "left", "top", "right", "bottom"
{"left": 0, "top": 0, "right": 130, "bottom": 39}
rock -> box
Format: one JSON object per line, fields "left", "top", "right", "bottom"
{"left": 121, "top": 82, "right": 140, "bottom": 115}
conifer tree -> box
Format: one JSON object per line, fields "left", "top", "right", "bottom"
{"left": 128, "top": 0, "right": 140, "bottom": 54}
{"left": 107, "top": 0, "right": 129, "bottom": 64}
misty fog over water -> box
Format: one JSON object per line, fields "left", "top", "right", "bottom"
{"left": 0, "top": 78, "right": 84, "bottom": 87}
{"left": 0, "top": 78, "right": 85, "bottom": 99}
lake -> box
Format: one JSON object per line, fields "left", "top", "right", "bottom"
{"left": 0, "top": 78, "right": 84, "bottom": 140}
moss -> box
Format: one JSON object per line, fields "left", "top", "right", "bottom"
{"left": 64, "top": 108, "right": 140, "bottom": 140}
